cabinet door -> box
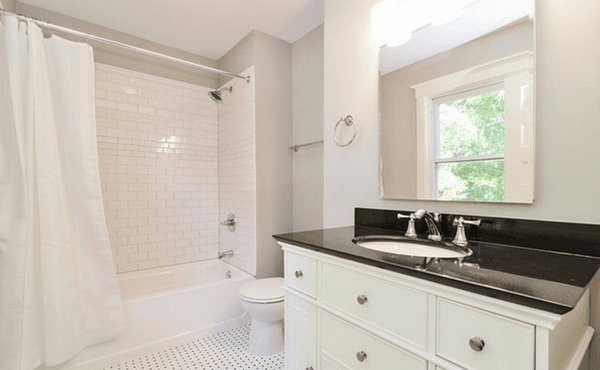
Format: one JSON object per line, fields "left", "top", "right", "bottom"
{"left": 286, "top": 292, "right": 317, "bottom": 370}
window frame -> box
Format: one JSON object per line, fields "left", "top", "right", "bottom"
{"left": 411, "top": 52, "right": 534, "bottom": 202}
{"left": 432, "top": 83, "right": 506, "bottom": 199}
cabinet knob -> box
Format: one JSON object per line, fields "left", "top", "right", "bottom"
{"left": 356, "top": 294, "right": 368, "bottom": 305}
{"left": 305, "top": 367, "right": 314, "bottom": 370}
{"left": 469, "top": 337, "right": 485, "bottom": 352}
{"left": 294, "top": 270, "right": 303, "bottom": 278}
{"left": 356, "top": 350, "right": 367, "bottom": 362}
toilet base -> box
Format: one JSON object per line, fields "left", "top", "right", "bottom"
{"left": 248, "top": 318, "right": 284, "bottom": 356}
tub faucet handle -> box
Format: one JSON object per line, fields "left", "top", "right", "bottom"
{"left": 220, "top": 213, "right": 237, "bottom": 232}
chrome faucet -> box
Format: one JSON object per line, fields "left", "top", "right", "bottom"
{"left": 452, "top": 217, "right": 481, "bottom": 246}
{"left": 397, "top": 213, "right": 417, "bottom": 238}
{"left": 413, "top": 209, "right": 443, "bottom": 241}
{"left": 218, "top": 250, "right": 234, "bottom": 259}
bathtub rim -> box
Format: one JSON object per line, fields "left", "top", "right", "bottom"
{"left": 117, "top": 259, "right": 253, "bottom": 302}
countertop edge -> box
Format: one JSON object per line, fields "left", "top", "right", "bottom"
{"left": 273, "top": 233, "right": 577, "bottom": 315}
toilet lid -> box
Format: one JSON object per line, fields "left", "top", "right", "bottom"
{"left": 240, "top": 277, "right": 284, "bottom": 303}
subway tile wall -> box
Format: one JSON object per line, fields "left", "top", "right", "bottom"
{"left": 95, "top": 63, "right": 220, "bottom": 273}
{"left": 218, "top": 66, "right": 256, "bottom": 276}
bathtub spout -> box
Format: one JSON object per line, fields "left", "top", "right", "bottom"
{"left": 218, "top": 250, "right": 235, "bottom": 259}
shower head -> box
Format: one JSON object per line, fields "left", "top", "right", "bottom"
{"left": 208, "top": 86, "right": 233, "bottom": 103}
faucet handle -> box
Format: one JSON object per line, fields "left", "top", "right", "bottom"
{"left": 452, "top": 217, "right": 481, "bottom": 246}
{"left": 453, "top": 216, "right": 481, "bottom": 227}
{"left": 397, "top": 213, "right": 418, "bottom": 238}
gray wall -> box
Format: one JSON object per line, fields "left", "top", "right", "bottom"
{"left": 1, "top": 0, "right": 16, "bottom": 11}
{"left": 16, "top": 3, "right": 220, "bottom": 88}
{"left": 324, "top": 0, "right": 600, "bottom": 226}
{"left": 219, "top": 30, "right": 293, "bottom": 279}
{"left": 217, "top": 31, "right": 255, "bottom": 87}
{"left": 292, "top": 25, "right": 324, "bottom": 232}
{"left": 380, "top": 20, "right": 533, "bottom": 199}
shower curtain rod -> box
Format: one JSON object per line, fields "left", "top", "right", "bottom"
{"left": 0, "top": 9, "right": 251, "bottom": 83}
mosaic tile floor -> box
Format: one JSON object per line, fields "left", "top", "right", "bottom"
{"left": 100, "top": 324, "right": 284, "bottom": 370}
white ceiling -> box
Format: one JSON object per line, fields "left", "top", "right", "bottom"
{"left": 379, "top": 0, "right": 534, "bottom": 75}
{"left": 17, "top": 0, "right": 324, "bottom": 60}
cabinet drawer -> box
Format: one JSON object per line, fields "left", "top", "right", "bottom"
{"left": 437, "top": 298, "right": 534, "bottom": 370}
{"left": 285, "top": 251, "right": 317, "bottom": 298}
{"left": 321, "top": 262, "right": 428, "bottom": 348}
{"left": 320, "top": 311, "right": 427, "bottom": 370}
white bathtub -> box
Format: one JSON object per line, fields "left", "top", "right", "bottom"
{"left": 50, "top": 260, "right": 254, "bottom": 370}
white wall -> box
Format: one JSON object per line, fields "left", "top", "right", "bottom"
{"left": 323, "top": 0, "right": 381, "bottom": 228}
{"left": 323, "top": 0, "right": 600, "bottom": 227}
{"left": 292, "top": 25, "right": 324, "bottom": 232}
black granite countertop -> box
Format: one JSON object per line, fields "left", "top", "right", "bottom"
{"left": 273, "top": 225, "right": 600, "bottom": 315}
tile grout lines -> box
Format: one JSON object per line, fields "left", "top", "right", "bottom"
{"left": 99, "top": 324, "right": 284, "bottom": 370}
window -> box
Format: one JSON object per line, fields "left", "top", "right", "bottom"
{"left": 412, "top": 52, "right": 534, "bottom": 203}
{"left": 433, "top": 83, "right": 506, "bottom": 201}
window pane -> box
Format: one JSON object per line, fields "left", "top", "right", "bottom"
{"left": 438, "top": 90, "right": 505, "bottom": 159}
{"left": 437, "top": 160, "right": 505, "bottom": 202}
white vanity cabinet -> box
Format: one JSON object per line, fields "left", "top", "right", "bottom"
{"left": 285, "top": 292, "right": 317, "bottom": 370}
{"left": 281, "top": 243, "right": 595, "bottom": 370}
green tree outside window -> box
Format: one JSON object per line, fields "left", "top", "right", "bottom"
{"left": 436, "top": 90, "right": 505, "bottom": 201}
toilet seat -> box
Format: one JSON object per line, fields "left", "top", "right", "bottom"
{"left": 240, "top": 277, "right": 284, "bottom": 304}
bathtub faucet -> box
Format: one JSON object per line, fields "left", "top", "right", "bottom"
{"left": 218, "top": 250, "right": 235, "bottom": 259}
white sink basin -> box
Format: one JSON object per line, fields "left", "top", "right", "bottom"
{"left": 353, "top": 236, "right": 471, "bottom": 259}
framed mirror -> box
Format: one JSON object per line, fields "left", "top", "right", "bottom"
{"left": 378, "top": 0, "right": 535, "bottom": 203}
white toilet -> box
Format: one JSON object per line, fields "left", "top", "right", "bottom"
{"left": 239, "top": 277, "right": 285, "bottom": 356}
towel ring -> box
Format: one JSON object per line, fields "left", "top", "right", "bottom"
{"left": 333, "top": 115, "right": 357, "bottom": 147}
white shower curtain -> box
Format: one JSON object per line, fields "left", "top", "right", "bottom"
{"left": 0, "top": 16, "right": 124, "bottom": 370}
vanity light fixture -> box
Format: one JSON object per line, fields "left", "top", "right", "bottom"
{"left": 372, "top": 0, "right": 474, "bottom": 47}
{"left": 372, "top": 0, "right": 413, "bottom": 47}
{"left": 429, "top": 0, "right": 467, "bottom": 25}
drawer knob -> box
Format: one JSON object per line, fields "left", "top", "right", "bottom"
{"left": 294, "top": 270, "right": 303, "bottom": 278}
{"left": 469, "top": 337, "right": 485, "bottom": 352}
{"left": 305, "top": 367, "right": 314, "bottom": 370}
{"left": 356, "top": 294, "right": 368, "bottom": 305}
{"left": 356, "top": 350, "right": 367, "bottom": 362}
